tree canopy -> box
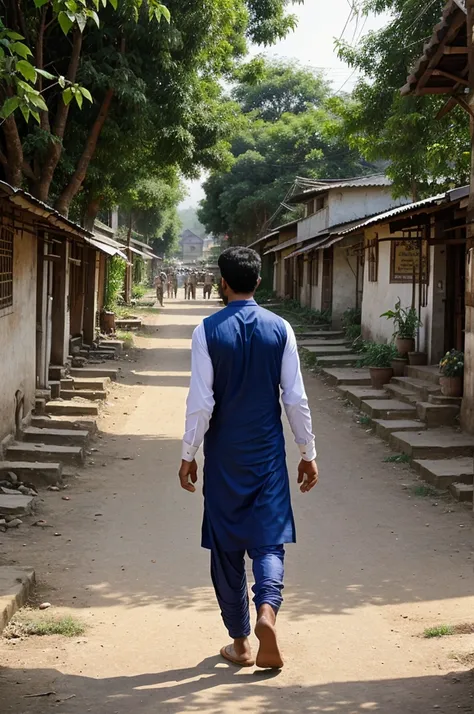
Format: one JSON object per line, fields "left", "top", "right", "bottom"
{"left": 335, "top": 0, "right": 470, "bottom": 199}
{"left": 199, "top": 58, "right": 372, "bottom": 244}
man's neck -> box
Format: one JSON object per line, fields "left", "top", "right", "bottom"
{"left": 227, "top": 292, "right": 255, "bottom": 304}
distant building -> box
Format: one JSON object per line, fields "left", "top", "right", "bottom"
{"left": 180, "top": 229, "right": 204, "bottom": 263}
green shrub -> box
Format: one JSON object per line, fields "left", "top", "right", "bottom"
{"left": 360, "top": 342, "right": 398, "bottom": 368}
{"left": 104, "top": 256, "right": 126, "bottom": 311}
{"left": 132, "top": 284, "right": 147, "bottom": 300}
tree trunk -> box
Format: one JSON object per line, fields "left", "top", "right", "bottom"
{"left": 83, "top": 196, "right": 102, "bottom": 232}
{"left": 2, "top": 115, "right": 24, "bottom": 187}
{"left": 54, "top": 88, "right": 114, "bottom": 216}
{"left": 33, "top": 28, "right": 83, "bottom": 203}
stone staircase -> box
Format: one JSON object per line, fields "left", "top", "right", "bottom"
{"left": 323, "top": 364, "right": 473, "bottom": 505}
{"left": 297, "top": 331, "right": 361, "bottom": 367}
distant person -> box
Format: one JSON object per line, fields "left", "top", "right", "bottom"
{"left": 188, "top": 271, "right": 197, "bottom": 300}
{"left": 172, "top": 273, "right": 178, "bottom": 299}
{"left": 154, "top": 273, "right": 166, "bottom": 307}
{"left": 183, "top": 273, "right": 190, "bottom": 300}
{"left": 203, "top": 272, "right": 214, "bottom": 299}
{"left": 167, "top": 272, "right": 174, "bottom": 299}
{"left": 179, "top": 247, "right": 318, "bottom": 669}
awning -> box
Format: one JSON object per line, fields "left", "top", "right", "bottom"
{"left": 264, "top": 235, "right": 300, "bottom": 255}
{"left": 127, "top": 245, "right": 156, "bottom": 260}
{"left": 85, "top": 236, "right": 129, "bottom": 261}
{"left": 284, "top": 236, "right": 328, "bottom": 260}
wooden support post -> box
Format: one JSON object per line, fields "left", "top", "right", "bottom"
{"left": 50, "top": 239, "right": 70, "bottom": 366}
{"left": 83, "top": 246, "right": 98, "bottom": 346}
{"left": 461, "top": 0, "right": 474, "bottom": 434}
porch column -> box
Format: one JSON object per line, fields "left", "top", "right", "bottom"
{"left": 50, "top": 239, "right": 70, "bottom": 366}
{"left": 83, "top": 246, "right": 99, "bottom": 345}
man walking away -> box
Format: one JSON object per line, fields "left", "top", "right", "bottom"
{"left": 189, "top": 271, "right": 197, "bottom": 300}
{"left": 154, "top": 273, "right": 165, "bottom": 307}
{"left": 167, "top": 272, "right": 173, "bottom": 299}
{"left": 183, "top": 272, "right": 189, "bottom": 300}
{"left": 203, "top": 271, "right": 213, "bottom": 299}
{"left": 172, "top": 272, "right": 178, "bottom": 299}
{"left": 179, "top": 247, "right": 318, "bottom": 669}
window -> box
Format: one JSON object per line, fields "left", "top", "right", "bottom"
{"left": 0, "top": 226, "right": 13, "bottom": 312}
{"left": 367, "top": 235, "right": 379, "bottom": 283}
{"left": 315, "top": 195, "right": 325, "bottom": 212}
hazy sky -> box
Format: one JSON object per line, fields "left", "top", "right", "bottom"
{"left": 180, "top": 1, "right": 390, "bottom": 209}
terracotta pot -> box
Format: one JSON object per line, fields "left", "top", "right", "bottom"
{"left": 369, "top": 366, "right": 393, "bottom": 390}
{"left": 408, "top": 351, "right": 428, "bottom": 366}
{"left": 395, "top": 336, "right": 415, "bottom": 356}
{"left": 391, "top": 357, "right": 408, "bottom": 377}
{"left": 440, "top": 375, "right": 463, "bottom": 398}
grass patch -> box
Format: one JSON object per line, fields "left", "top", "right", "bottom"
{"left": 412, "top": 484, "right": 438, "bottom": 497}
{"left": 383, "top": 453, "right": 411, "bottom": 464}
{"left": 358, "top": 414, "right": 372, "bottom": 426}
{"left": 116, "top": 330, "right": 135, "bottom": 349}
{"left": 5, "top": 613, "right": 85, "bottom": 639}
{"left": 423, "top": 624, "right": 455, "bottom": 639}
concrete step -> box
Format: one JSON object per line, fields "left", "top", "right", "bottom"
{"left": 302, "top": 345, "right": 355, "bottom": 358}
{"left": 429, "top": 394, "right": 462, "bottom": 407}
{"left": 115, "top": 318, "right": 142, "bottom": 330}
{"left": 296, "top": 330, "right": 345, "bottom": 340}
{"left": 390, "top": 429, "right": 474, "bottom": 460}
{"left": 413, "top": 458, "right": 474, "bottom": 490}
{"left": 0, "top": 493, "right": 37, "bottom": 517}
{"left": 34, "top": 397, "right": 46, "bottom": 415}
{"left": 360, "top": 399, "right": 417, "bottom": 420}
{"left": 79, "top": 350, "right": 116, "bottom": 361}
{"left": 69, "top": 367, "right": 118, "bottom": 381}
{"left": 0, "top": 461, "right": 62, "bottom": 488}
{"left": 406, "top": 365, "right": 441, "bottom": 385}
{"left": 99, "top": 340, "right": 124, "bottom": 354}
{"left": 384, "top": 383, "right": 418, "bottom": 405}
{"left": 61, "top": 377, "right": 109, "bottom": 391}
{"left": 310, "top": 353, "right": 360, "bottom": 367}
{"left": 449, "top": 483, "right": 474, "bottom": 503}
{"left": 322, "top": 368, "right": 371, "bottom": 386}
{"left": 391, "top": 377, "right": 441, "bottom": 401}
{"left": 31, "top": 415, "right": 97, "bottom": 435}
{"left": 60, "top": 389, "right": 107, "bottom": 402}
{"left": 48, "top": 381, "right": 61, "bottom": 400}
{"left": 23, "top": 426, "right": 89, "bottom": 447}
{"left": 416, "top": 402, "right": 460, "bottom": 427}
{"left": 49, "top": 365, "right": 66, "bottom": 381}
{"left": 337, "top": 386, "right": 387, "bottom": 408}
{"left": 6, "top": 442, "right": 84, "bottom": 466}
{"left": 298, "top": 339, "right": 349, "bottom": 348}
{"left": 373, "top": 419, "right": 426, "bottom": 441}
{"left": 45, "top": 400, "right": 99, "bottom": 417}
{"left": 0, "top": 566, "right": 36, "bottom": 634}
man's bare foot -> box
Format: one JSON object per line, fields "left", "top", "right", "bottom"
{"left": 220, "top": 637, "right": 255, "bottom": 667}
{"left": 255, "top": 605, "right": 284, "bottom": 669}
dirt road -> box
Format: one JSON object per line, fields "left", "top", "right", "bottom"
{"left": 1, "top": 298, "right": 473, "bottom": 713}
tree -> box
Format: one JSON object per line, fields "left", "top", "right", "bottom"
{"left": 0, "top": 0, "right": 304, "bottom": 217}
{"left": 199, "top": 60, "right": 371, "bottom": 244}
{"left": 335, "top": 0, "right": 470, "bottom": 199}
{"left": 178, "top": 207, "right": 206, "bottom": 239}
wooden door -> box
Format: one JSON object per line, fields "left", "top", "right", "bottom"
{"left": 321, "top": 247, "right": 333, "bottom": 313}
{"left": 445, "top": 243, "right": 465, "bottom": 352}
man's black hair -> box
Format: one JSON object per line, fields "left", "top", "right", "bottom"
{"left": 218, "top": 247, "right": 261, "bottom": 294}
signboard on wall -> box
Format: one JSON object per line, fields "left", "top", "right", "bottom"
{"left": 390, "top": 239, "right": 429, "bottom": 283}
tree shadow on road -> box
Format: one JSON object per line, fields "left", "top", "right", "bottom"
{"left": 0, "top": 661, "right": 472, "bottom": 713}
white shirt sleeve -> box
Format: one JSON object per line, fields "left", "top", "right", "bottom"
{"left": 280, "top": 319, "right": 317, "bottom": 461}
{"left": 182, "top": 322, "right": 215, "bottom": 462}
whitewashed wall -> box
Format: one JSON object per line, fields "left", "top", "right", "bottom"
{"left": 328, "top": 187, "right": 408, "bottom": 227}
{"left": 332, "top": 240, "right": 361, "bottom": 327}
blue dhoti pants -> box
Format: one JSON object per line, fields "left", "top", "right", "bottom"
{"left": 210, "top": 544, "right": 285, "bottom": 639}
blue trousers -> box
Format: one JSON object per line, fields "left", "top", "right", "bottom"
{"left": 210, "top": 544, "right": 285, "bottom": 639}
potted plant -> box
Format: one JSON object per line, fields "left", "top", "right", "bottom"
{"left": 439, "top": 350, "right": 464, "bottom": 397}
{"left": 380, "top": 300, "right": 421, "bottom": 356}
{"left": 362, "top": 342, "right": 397, "bottom": 389}
{"left": 391, "top": 355, "right": 408, "bottom": 377}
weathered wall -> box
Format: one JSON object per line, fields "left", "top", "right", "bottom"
{"left": 332, "top": 239, "right": 361, "bottom": 327}
{"left": 361, "top": 226, "right": 434, "bottom": 356}
{"left": 328, "top": 187, "right": 407, "bottom": 227}
{"left": 297, "top": 207, "right": 329, "bottom": 241}
{"left": 0, "top": 225, "right": 37, "bottom": 443}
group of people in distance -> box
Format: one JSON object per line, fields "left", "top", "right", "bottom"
{"left": 153, "top": 268, "right": 216, "bottom": 306}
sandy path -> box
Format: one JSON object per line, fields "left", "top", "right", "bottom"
{"left": 0, "top": 296, "right": 473, "bottom": 713}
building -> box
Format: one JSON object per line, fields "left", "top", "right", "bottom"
{"left": 180, "top": 229, "right": 204, "bottom": 263}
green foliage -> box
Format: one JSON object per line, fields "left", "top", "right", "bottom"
{"left": 423, "top": 625, "right": 454, "bottom": 639}
{"left": 178, "top": 207, "right": 206, "bottom": 240}
{"left": 361, "top": 341, "right": 397, "bottom": 368}
{"left": 381, "top": 299, "right": 421, "bottom": 339}
{"left": 131, "top": 284, "right": 146, "bottom": 300}
{"left": 383, "top": 453, "right": 411, "bottom": 464}
{"left": 335, "top": 1, "right": 469, "bottom": 199}
{"left": 5, "top": 613, "right": 85, "bottom": 638}
{"left": 254, "top": 286, "right": 276, "bottom": 304}
{"left": 104, "top": 255, "right": 126, "bottom": 311}
{"left": 439, "top": 350, "right": 464, "bottom": 378}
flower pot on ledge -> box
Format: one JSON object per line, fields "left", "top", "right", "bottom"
{"left": 440, "top": 376, "right": 463, "bottom": 398}
{"left": 369, "top": 366, "right": 394, "bottom": 390}
{"left": 391, "top": 357, "right": 408, "bottom": 377}
{"left": 408, "top": 351, "right": 427, "bottom": 366}
{"left": 395, "top": 336, "right": 415, "bottom": 356}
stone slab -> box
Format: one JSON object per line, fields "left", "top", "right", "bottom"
{"left": 60, "top": 389, "right": 107, "bottom": 402}
{"left": 303, "top": 345, "right": 353, "bottom": 355}
{"left": 413, "top": 458, "right": 474, "bottom": 489}
{"left": 69, "top": 368, "right": 118, "bottom": 381}
{"left": 294, "top": 330, "right": 345, "bottom": 339}
{"left": 0, "top": 461, "right": 62, "bottom": 487}
{"left": 361, "top": 399, "right": 416, "bottom": 420}
{"left": 384, "top": 383, "right": 418, "bottom": 405}
{"left": 31, "top": 415, "right": 97, "bottom": 435}
{"left": 46, "top": 400, "right": 99, "bottom": 417}
{"left": 373, "top": 419, "right": 426, "bottom": 441}
{"left": 6, "top": 442, "right": 85, "bottom": 466}
{"left": 310, "top": 354, "right": 360, "bottom": 366}
{"left": 0, "top": 494, "right": 36, "bottom": 517}
{"left": 390, "top": 429, "right": 474, "bottom": 460}
{"left": 416, "top": 402, "right": 459, "bottom": 427}
{"left": 297, "top": 339, "right": 348, "bottom": 347}
{"left": 392, "top": 376, "right": 441, "bottom": 400}
{"left": 449, "top": 483, "right": 474, "bottom": 502}
{"left": 405, "top": 365, "right": 441, "bottom": 386}
{"left": 321, "top": 368, "right": 371, "bottom": 386}
{"left": 338, "top": 387, "right": 386, "bottom": 408}
{"left": 23, "top": 426, "right": 89, "bottom": 447}
{"left": 0, "top": 566, "right": 35, "bottom": 633}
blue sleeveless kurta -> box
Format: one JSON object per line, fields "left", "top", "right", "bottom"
{"left": 201, "top": 299, "right": 296, "bottom": 551}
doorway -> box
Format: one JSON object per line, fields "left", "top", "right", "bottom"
{"left": 444, "top": 242, "right": 465, "bottom": 352}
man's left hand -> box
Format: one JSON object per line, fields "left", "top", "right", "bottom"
{"left": 179, "top": 459, "right": 198, "bottom": 493}
{"left": 297, "top": 459, "right": 319, "bottom": 493}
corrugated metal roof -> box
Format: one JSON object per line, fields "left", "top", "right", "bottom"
{"left": 0, "top": 180, "right": 92, "bottom": 238}
{"left": 401, "top": 0, "right": 467, "bottom": 96}
{"left": 264, "top": 235, "right": 300, "bottom": 255}
{"left": 248, "top": 219, "right": 299, "bottom": 248}
{"left": 289, "top": 174, "right": 392, "bottom": 204}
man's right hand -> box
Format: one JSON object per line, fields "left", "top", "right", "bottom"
{"left": 297, "top": 459, "right": 319, "bottom": 493}
{"left": 179, "top": 459, "right": 198, "bottom": 493}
